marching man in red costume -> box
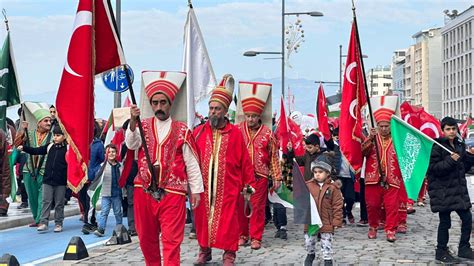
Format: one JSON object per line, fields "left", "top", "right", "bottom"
{"left": 236, "top": 81, "right": 282, "bottom": 250}
{"left": 362, "top": 96, "right": 403, "bottom": 243}
{"left": 125, "top": 71, "right": 204, "bottom": 266}
{"left": 193, "top": 74, "right": 255, "bottom": 266}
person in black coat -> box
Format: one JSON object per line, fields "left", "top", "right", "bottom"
{"left": 18, "top": 126, "right": 68, "bottom": 233}
{"left": 427, "top": 116, "right": 474, "bottom": 262}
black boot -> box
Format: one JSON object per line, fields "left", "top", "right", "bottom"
{"left": 435, "top": 248, "right": 461, "bottom": 263}
{"left": 304, "top": 253, "right": 315, "bottom": 266}
{"left": 274, "top": 229, "right": 281, "bottom": 238}
{"left": 279, "top": 229, "right": 288, "bottom": 240}
{"left": 458, "top": 246, "right": 474, "bottom": 260}
{"left": 324, "top": 259, "right": 333, "bottom": 266}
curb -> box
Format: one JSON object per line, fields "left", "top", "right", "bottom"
{"left": 0, "top": 205, "right": 81, "bottom": 231}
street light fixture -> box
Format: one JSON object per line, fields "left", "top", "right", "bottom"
{"left": 243, "top": 51, "right": 282, "bottom": 57}
{"left": 284, "top": 11, "right": 324, "bottom": 16}
{"left": 243, "top": 1, "right": 323, "bottom": 98}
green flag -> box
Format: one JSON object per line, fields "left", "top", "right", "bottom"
{"left": 0, "top": 32, "right": 21, "bottom": 131}
{"left": 9, "top": 148, "right": 19, "bottom": 202}
{"left": 391, "top": 115, "right": 434, "bottom": 200}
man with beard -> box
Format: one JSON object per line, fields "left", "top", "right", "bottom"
{"left": 235, "top": 81, "right": 281, "bottom": 250}
{"left": 193, "top": 74, "right": 255, "bottom": 266}
{"left": 125, "top": 71, "right": 204, "bottom": 265}
{"left": 14, "top": 103, "right": 52, "bottom": 226}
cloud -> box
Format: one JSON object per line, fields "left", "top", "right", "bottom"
{"left": 1, "top": 0, "right": 472, "bottom": 118}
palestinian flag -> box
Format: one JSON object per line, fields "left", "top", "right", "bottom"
{"left": 268, "top": 184, "right": 293, "bottom": 209}
{"left": 291, "top": 161, "right": 322, "bottom": 235}
{"left": 326, "top": 93, "right": 341, "bottom": 118}
{"left": 88, "top": 163, "right": 105, "bottom": 209}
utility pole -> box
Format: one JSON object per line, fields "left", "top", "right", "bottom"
{"left": 339, "top": 45, "right": 342, "bottom": 93}
{"left": 113, "top": 0, "right": 122, "bottom": 108}
{"left": 281, "top": 0, "right": 285, "bottom": 98}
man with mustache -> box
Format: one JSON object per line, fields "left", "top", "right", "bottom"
{"left": 193, "top": 74, "right": 255, "bottom": 266}
{"left": 362, "top": 96, "right": 404, "bottom": 243}
{"left": 125, "top": 71, "right": 204, "bottom": 266}
{"left": 14, "top": 102, "right": 52, "bottom": 227}
{"left": 235, "top": 81, "right": 281, "bottom": 250}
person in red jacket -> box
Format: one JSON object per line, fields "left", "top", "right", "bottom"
{"left": 362, "top": 96, "right": 404, "bottom": 242}
{"left": 193, "top": 74, "right": 255, "bottom": 266}
{"left": 235, "top": 81, "right": 282, "bottom": 250}
{"left": 125, "top": 71, "right": 204, "bottom": 266}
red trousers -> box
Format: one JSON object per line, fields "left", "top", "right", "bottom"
{"left": 134, "top": 188, "right": 186, "bottom": 266}
{"left": 237, "top": 177, "right": 268, "bottom": 241}
{"left": 365, "top": 185, "right": 399, "bottom": 232}
{"left": 397, "top": 181, "right": 408, "bottom": 226}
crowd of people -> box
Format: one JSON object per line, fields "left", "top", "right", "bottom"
{"left": 0, "top": 71, "right": 473, "bottom": 266}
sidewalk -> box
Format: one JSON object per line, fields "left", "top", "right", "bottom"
{"left": 52, "top": 201, "right": 474, "bottom": 265}
{"left": 0, "top": 197, "right": 81, "bottom": 230}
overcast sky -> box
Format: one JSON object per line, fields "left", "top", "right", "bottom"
{"left": 1, "top": 0, "right": 472, "bottom": 118}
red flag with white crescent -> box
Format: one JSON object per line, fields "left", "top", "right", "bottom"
{"left": 460, "top": 116, "right": 472, "bottom": 139}
{"left": 275, "top": 97, "right": 290, "bottom": 154}
{"left": 275, "top": 97, "right": 304, "bottom": 156}
{"left": 56, "top": 0, "right": 126, "bottom": 192}
{"left": 316, "top": 83, "right": 331, "bottom": 141}
{"left": 400, "top": 101, "right": 441, "bottom": 139}
{"left": 339, "top": 21, "right": 367, "bottom": 175}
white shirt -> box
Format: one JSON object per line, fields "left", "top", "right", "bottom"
{"left": 125, "top": 117, "right": 204, "bottom": 194}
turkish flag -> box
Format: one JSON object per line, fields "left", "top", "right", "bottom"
{"left": 339, "top": 21, "right": 367, "bottom": 175}
{"left": 275, "top": 97, "right": 290, "bottom": 154}
{"left": 400, "top": 101, "right": 441, "bottom": 139}
{"left": 123, "top": 95, "right": 131, "bottom": 107}
{"left": 56, "top": 0, "right": 126, "bottom": 192}
{"left": 288, "top": 117, "right": 305, "bottom": 156}
{"left": 460, "top": 116, "right": 472, "bottom": 139}
{"left": 316, "top": 83, "right": 331, "bottom": 141}
{"left": 275, "top": 97, "right": 304, "bottom": 156}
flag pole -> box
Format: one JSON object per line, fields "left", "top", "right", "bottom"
{"left": 391, "top": 115, "right": 453, "bottom": 155}
{"left": 351, "top": 0, "right": 373, "bottom": 126}
{"left": 351, "top": 0, "right": 386, "bottom": 186}
{"left": 122, "top": 64, "right": 164, "bottom": 201}
{"left": 2, "top": 9, "right": 9, "bottom": 31}
{"left": 20, "top": 104, "right": 36, "bottom": 177}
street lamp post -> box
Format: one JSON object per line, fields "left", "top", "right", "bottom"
{"left": 114, "top": 0, "right": 121, "bottom": 108}
{"left": 339, "top": 45, "right": 368, "bottom": 93}
{"left": 282, "top": 3, "right": 323, "bottom": 97}
{"left": 244, "top": 1, "right": 323, "bottom": 98}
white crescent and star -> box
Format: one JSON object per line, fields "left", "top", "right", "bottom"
{"left": 403, "top": 114, "right": 411, "bottom": 123}
{"left": 420, "top": 122, "right": 440, "bottom": 138}
{"left": 64, "top": 10, "right": 93, "bottom": 78}
{"left": 0, "top": 68, "right": 8, "bottom": 89}
{"left": 345, "top": 62, "right": 357, "bottom": 85}
{"left": 349, "top": 99, "right": 358, "bottom": 119}
{"left": 0, "top": 68, "right": 8, "bottom": 78}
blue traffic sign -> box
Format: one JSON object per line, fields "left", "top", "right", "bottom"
{"left": 102, "top": 65, "right": 134, "bottom": 93}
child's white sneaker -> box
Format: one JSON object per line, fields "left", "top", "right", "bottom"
{"left": 54, "top": 224, "right": 63, "bottom": 233}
